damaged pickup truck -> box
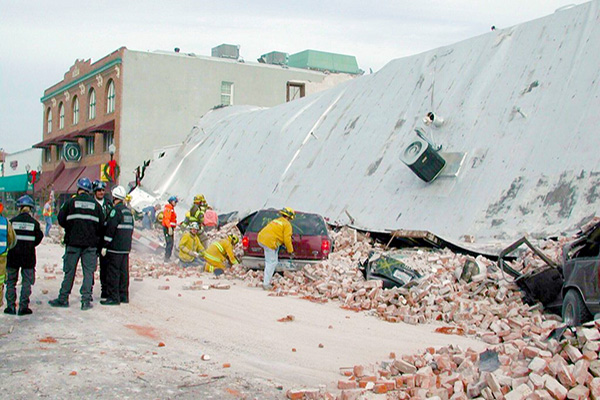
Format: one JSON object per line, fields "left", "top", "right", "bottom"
{"left": 498, "top": 222, "right": 600, "bottom": 326}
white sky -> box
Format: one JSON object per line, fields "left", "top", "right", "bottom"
{"left": 0, "top": 0, "right": 588, "bottom": 154}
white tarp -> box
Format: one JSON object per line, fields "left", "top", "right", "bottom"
{"left": 140, "top": 1, "right": 600, "bottom": 245}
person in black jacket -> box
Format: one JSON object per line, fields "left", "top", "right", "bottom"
{"left": 100, "top": 185, "right": 134, "bottom": 305}
{"left": 4, "top": 195, "right": 43, "bottom": 316}
{"left": 92, "top": 180, "right": 113, "bottom": 299}
{"left": 49, "top": 177, "right": 104, "bottom": 311}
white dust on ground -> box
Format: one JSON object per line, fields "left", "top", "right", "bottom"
{"left": 0, "top": 241, "right": 487, "bottom": 399}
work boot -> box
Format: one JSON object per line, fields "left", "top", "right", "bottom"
{"left": 100, "top": 299, "right": 120, "bottom": 306}
{"left": 81, "top": 301, "right": 93, "bottom": 311}
{"left": 3, "top": 307, "right": 16, "bottom": 315}
{"left": 18, "top": 308, "right": 33, "bottom": 316}
{"left": 262, "top": 283, "right": 273, "bottom": 291}
{"left": 48, "top": 299, "right": 69, "bottom": 308}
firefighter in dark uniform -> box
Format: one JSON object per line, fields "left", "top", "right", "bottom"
{"left": 4, "top": 195, "right": 44, "bottom": 316}
{"left": 49, "top": 177, "right": 104, "bottom": 311}
{"left": 100, "top": 185, "right": 134, "bottom": 305}
{"left": 92, "top": 180, "right": 113, "bottom": 299}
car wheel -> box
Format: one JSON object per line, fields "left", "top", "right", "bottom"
{"left": 562, "top": 289, "right": 591, "bottom": 326}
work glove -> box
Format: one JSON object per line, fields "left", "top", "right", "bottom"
{"left": 100, "top": 248, "right": 107, "bottom": 257}
{"left": 168, "top": 227, "right": 173, "bottom": 235}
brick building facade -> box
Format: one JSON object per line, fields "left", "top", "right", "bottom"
{"left": 34, "top": 46, "right": 356, "bottom": 202}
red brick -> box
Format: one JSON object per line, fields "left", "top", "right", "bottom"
{"left": 352, "top": 365, "right": 364, "bottom": 377}
{"left": 372, "top": 384, "right": 388, "bottom": 394}
{"left": 286, "top": 389, "right": 305, "bottom": 399}
{"left": 567, "top": 385, "right": 590, "bottom": 400}
{"left": 338, "top": 380, "right": 357, "bottom": 390}
{"left": 376, "top": 380, "right": 396, "bottom": 391}
{"left": 544, "top": 375, "right": 568, "bottom": 400}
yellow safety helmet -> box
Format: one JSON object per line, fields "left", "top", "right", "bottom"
{"left": 279, "top": 207, "right": 296, "bottom": 220}
{"left": 228, "top": 234, "right": 239, "bottom": 245}
{"left": 194, "top": 194, "right": 205, "bottom": 204}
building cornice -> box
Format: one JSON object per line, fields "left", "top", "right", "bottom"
{"left": 41, "top": 58, "right": 122, "bottom": 103}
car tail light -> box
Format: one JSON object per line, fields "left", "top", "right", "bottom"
{"left": 321, "top": 239, "right": 331, "bottom": 256}
{"left": 242, "top": 236, "right": 249, "bottom": 251}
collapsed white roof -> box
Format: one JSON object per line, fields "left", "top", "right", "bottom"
{"left": 141, "top": 1, "right": 600, "bottom": 245}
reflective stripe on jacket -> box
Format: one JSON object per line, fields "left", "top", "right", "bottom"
{"left": 8, "top": 212, "right": 44, "bottom": 268}
{"left": 257, "top": 217, "right": 294, "bottom": 253}
{"left": 178, "top": 231, "right": 204, "bottom": 262}
{"left": 57, "top": 192, "right": 104, "bottom": 247}
{"left": 0, "top": 216, "right": 17, "bottom": 256}
{"left": 188, "top": 203, "right": 208, "bottom": 223}
{"left": 204, "top": 238, "right": 237, "bottom": 265}
{"left": 162, "top": 204, "right": 177, "bottom": 228}
{"left": 103, "top": 203, "right": 134, "bottom": 254}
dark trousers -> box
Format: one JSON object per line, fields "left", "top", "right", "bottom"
{"left": 99, "top": 253, "right": 109, "bottom": 297}
{"left": 6, "top": 267, "right": 35, "bottom": 309}
{"left": 163, "top": 226, "right": 174, "bottom": 260}
{"left": 106, "top": 253, "right": 129, "bottom": 302}
{"left": 58, "top": 246, "right": 97, "bottom": 303}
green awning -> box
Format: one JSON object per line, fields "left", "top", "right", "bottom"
{"left": 0, "top": 174, "right": 31, "bottom": 193}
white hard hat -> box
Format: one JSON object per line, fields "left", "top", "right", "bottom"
{"left": 112, "top": 185, "right": 127, "bottom": 200}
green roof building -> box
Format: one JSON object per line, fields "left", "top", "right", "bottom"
{"left": 287, "top": 50, "right": 360, "bottom": 75}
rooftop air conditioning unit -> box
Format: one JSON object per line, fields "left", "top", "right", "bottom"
{"left": 400, "top": 137, "right": 446, "bottom": 183}
{"left": 258, "top": 51, "right": 289, "bottom": 65}
{"left": 211, "top": 44, "right": 240, "bottom": 60}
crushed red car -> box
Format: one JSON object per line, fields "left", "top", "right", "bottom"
{"left": 237, "top": 209, "right": 332, "bottom": 271}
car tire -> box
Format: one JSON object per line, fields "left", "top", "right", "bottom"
{"left": 562, "top": 289, "right": 591, "bottom": 326}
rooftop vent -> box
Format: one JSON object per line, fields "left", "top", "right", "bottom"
{"left": 257, "top": 51, "right": 289, "bottom": 65}
{"left": 211, "top": 44, "right": 240, "bottom": 60}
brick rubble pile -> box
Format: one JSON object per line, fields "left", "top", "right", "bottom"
{"left": 326, "top": 320, "right": 600, "bottom": 399}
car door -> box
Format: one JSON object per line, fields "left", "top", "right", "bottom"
{"left": 568, "top": 257, "right": 600, "bottom": 313}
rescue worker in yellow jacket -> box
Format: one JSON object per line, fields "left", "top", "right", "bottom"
{"left": 203, "top": 234, "right": 239, "bottom": 273}
{"left": 182, "top": 194, "right": 210, "bottom": 247}
{"left": 0, "top": 202, "right": 18, "bottom": 308}
{"left": 178, "top": 222, "right": 204, "bottom": 267}
{"left": 257, "top": 207, "right": 295, "bottom": 290}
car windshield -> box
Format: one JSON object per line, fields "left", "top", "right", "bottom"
{"left": 246, "top": 210, "right": 328, "bottom": 236}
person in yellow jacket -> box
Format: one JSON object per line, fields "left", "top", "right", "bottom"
{"left": 0, "top": 202, "right": 18, "bottom": 308}
{"left": 177, "top": 222, "right": 204, "bottom": 267}
{"left": 203, "top": 234, "right": 239, "bottom": 273}
{"left": 257, "top": 207, "right": 295, "bottom": 290}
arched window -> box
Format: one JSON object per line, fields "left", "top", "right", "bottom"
{"left": 106, "top": 80, "right": 115, "bottom": 114}
{"left": 88, "top": 88, "right": 96, "bottom": 120}
{"left": 72, "top": 96, "right": 79, "bottom": 125}
{"left": 59, "top": 102, "right": 65, "bottom": 129}
{"left": 47, "top": 108, "right": 52, "bottom": 134}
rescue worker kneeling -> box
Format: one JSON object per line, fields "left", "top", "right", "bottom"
{"left": 203, "top": 234, "right": 239, "bottom": 273}
{"left": 178, "top": 222, "right": 204, "bottom": 267}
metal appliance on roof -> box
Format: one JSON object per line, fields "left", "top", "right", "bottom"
{"left": 257, "top": 51, "right": 289, "bottom": 65}
{"left": 211, "top": 44, "right": 240, "bottom": 60}
{"left": 400, "top": 135, "right": 446, "bottom": 183}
